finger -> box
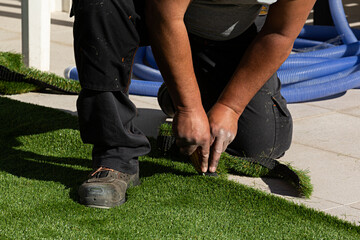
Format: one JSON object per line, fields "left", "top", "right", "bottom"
{"left": 223, "top": 140, "right": 231, "bottom": 153}
{"left": 210, "top": 135, "right": 216, "bottom": 146}
{"left": 199, "top": 143, "right": 210, "bottom": 173}
{"left": 179, "top": 144, "right": 197, "bottom": 156}
{"left": 209, "top": 137, "right": 224, "bottom": 172}
{"left": 222, "top": 138, "right": 233, "bottom": 152}
{"left": 176, "top": 138, "right": 197, "bottom": 155}
{"left": 189, "top": 148, "right": 203, "bottom": 173}
{"left": 222, "top": 133, "right": 236, "bottom": 152}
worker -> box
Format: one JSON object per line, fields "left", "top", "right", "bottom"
{"left": 71, "top": 0, "right": 316, "bottom": 208}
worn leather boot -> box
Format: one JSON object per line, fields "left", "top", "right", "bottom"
{"left": 78, "top": 167, "right": 140, "bottom": 208}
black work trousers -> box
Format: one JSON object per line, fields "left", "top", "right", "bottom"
{"left": 72, "top": 0, "right": 150, "bottom": 174}
{"left": 72, "top": 0, "right": 293, "bottom": 174}
{"left": 188, "top": 25, "right": 293, "bottom": 158}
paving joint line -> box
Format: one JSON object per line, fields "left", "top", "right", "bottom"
{"left": 322, "top": 200, "right": 360, "bottom": 211}
{"left": 291, "top": 141, "right": 360, "bottom": 161}
{"left": 292, "top": 111, "right": 336, "bottom": 122}
{"left": 305, "top": 103, "right": 357, "bottom": 113}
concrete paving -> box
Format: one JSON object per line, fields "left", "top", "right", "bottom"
{"left": 1, "top": 0, "right": 360, "bottom": 226}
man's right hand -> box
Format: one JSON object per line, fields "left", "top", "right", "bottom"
{"left": 172, "top": 107, "right": 211, "bottom": 173}
{"left": 146, "top": 0, "right": 210, "bottom": 172}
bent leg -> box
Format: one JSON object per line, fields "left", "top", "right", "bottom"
{"left": 227, "top": 75, "right": 293, "bottom": 159}
{"left": 189, "top": 28, "right": 293, "bottom": 159}
{"left": 73, "top": 0, "right": 150, "bottom": 173}
{"left": 77, "top": 90, "right": 150, "bottom": 174}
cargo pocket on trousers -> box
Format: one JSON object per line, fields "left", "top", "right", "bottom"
{"left": 271, "top": 92, "right": 293, "bottom": 158}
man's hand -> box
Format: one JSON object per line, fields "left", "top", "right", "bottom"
{"left": 172, "top": 107, "right": 211, "bottom": 172}
{"left": 207, "top": 103, "right": 239, "bottom": 173}
{"left": 146, "top": 0, "right": 210, "bottom": 172}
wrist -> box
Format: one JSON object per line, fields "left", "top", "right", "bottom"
{"left": 176, "top": 101, "right": 204, "bottom": 114}
{"left": 167, "top": 82, "right": 204, "bottom": 113}
{"left": 213, "top": 102, "right": 242, "bottom": 119}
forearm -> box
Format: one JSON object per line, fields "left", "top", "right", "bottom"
{"left": 217, "top": 0, "right": 316, "bottom": 116}
{"left": 145, "top": 2, "right": 202, "bottom": 111}
{"left": 217, "top": 33, "right": 294, "bottom": 116}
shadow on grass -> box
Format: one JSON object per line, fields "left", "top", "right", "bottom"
{"left": 0, "top": 97, "right": 194, "bottom": 203}
{"left": 139, "top": 159, "right": 194, "bottom": 179}
{"left": 0, "top": 96, "right": 304, "bottom": 205}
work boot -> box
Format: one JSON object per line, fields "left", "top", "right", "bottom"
{"left": 78, "top": 167, "right": 140, "bottom": 209}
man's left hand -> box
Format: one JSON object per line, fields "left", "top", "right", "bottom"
{"left": 207, "top": 103, "right": 240, "bottom": 172}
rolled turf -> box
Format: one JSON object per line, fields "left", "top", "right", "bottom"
{"left": 0, "top": 52, "right": 80, "bottom": 95}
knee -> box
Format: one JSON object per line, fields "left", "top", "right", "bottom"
{"left": 227, "top": 122, "right": 292, "bottom": 159}
{"left": 157, "top": 83, "right": 176, "bottom": 117}
{"left": 227, "top": 94, "right": 293, "bottom": 159}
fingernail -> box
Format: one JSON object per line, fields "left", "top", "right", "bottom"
{"left": 202, "top": 172, "right": 218, "bottom": 177}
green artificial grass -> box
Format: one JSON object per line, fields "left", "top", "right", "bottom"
{"left": 0, "top": 97, "right": 359, "bottom": 239}
{"left": 158, "top": 123, "right": 313, "bottom": 198}
{"left": 158, "top": 121, "right": 173, "bottom": 136}
{"left": 0, "top": 80, "right": 39, "bottom": 95}
{"left": 0, "top": 52, "right": 23, "bottom": 71}
{"left": 0, "top": 52, "right": 41, "bottom": 94}
{"left": 222, "top": 152, "right": 313, "bottom": 198}
{"left": 0, "top": 51, "right": 80, "bottom": 95}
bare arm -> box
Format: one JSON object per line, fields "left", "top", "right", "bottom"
{"left": 217, "top": 0, "right": 316, "bottom": 114}
{"left": 207, "top": 0, "right": 316, "bottom": 172}
{"left": 145, "top": 0, "right": 198, "bottom": 109}
{"left": 145, "top": 0, "right": 211, "bottom": 171}
{"left": 145, "top": 0, "right": 316, "bottom": 173}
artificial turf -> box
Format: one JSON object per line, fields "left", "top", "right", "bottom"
{"left": 0, "top": 52, "right": 80, "bottom": 95}
{"left": 0, "top": 97, "right": 359, "bottom": 239}
{"left": 158, "top": 123, "right": 313, "bottom": 198}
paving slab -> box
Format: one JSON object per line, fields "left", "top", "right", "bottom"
{"left": 341, "top": 106, "right": 360, "bottom": 118}
{"left": 5, "top": 92, "right": 78, "bottom": 115}
{"left": 282, "top": 143, "right": 360, "bottom": 205}
{"left": 291, "top": 112, "right": 360, "bottom": 159}
{"left": 130, "top": 95, "right": 161, "bottom": 110}
{"left": 306, "top": 90, "right": 360, "bottom": 113}
{"left": 286, "top": 102, "right": 332, "bottom": 121}
{"left": 324, "top": 205, "right": 360, "bottom": 226}
{"left": 287, "top": 196, "right": 342, "bottom": 212}
{"left": 0, "top": 0, "right": 21, "bottom": 53}
{"left": 350, "top": 202, "right": 360, "bottom": 210}
{"left": 230, "top": 143, "right": 360, "bottom": 206}
{"left": 0, "top": 37, "right": 21, "bottom": 53}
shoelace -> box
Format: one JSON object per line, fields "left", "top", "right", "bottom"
{"left": 91, "top": 167, "right": 115, "bottom": 177}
